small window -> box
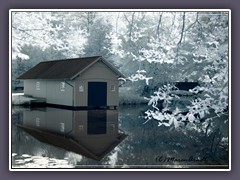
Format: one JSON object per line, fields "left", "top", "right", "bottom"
{"left": 60, "top": 122, "right": 65, "bottom": 132}
{"left": 110, "top": 84, "right": 115, "bottom": 92}
{"left": 79, "top": 84, "right": 84, "bottom": 92}
{"left": 78, "top": 125, "right": 84, "bottom": 132}
{"left": 36, "top": 82, "right": 40, "bottom": 90}
{"left": 60, "top": 82, "right": 65, "bottom": 92}
{"left": 35, "top": 117, "right": 40, "bottom": 127}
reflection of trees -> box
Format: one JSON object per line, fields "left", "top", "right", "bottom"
{"left": 116, "top": 105, "right": 228, "bottom": 167}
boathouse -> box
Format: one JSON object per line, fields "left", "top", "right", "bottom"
{"left": 17, "top": 56, "right": 125, "bottom": 109}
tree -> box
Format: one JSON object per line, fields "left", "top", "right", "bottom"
{"left": 143, "top": 12, "right": 229, "bottom": 128}
{"left": 83, "top": 15, "right": 112, "bottom": 57}
{"left": 107, "top": 11, "right": 229, "bottom": 128}
{"left": 11, "top": 11, "right": 229, "bottom": 130}
{"left": 11, "top": 12, "right": 89, "bottom": 60}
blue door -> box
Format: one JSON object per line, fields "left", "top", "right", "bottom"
{"left": 88, "top": 82, "right": 107, "bottom": 107}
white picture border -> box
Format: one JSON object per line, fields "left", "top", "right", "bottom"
{"left": 9, "top": 9, "right": 231, "bottom": 171}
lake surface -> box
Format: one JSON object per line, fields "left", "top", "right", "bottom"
{"left": 11, "top": 105, "right": 229, "bottom": 169}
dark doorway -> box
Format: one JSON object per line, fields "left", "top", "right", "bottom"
{"left": 87, "top": 110, "right": 107, "bottom": 134}
{"left": 88, "top": 82, "right": 107, "bottom": 107}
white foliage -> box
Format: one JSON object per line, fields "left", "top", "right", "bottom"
{"left": 12, "top": 52, "right": 29, "bottom": 60}
{"left": 107, "top": 32, "right": 125, "bottom": 58}
{"left": 11, "top": 11, "right": 229, "bottom": 130}
{"left": 125, "top": 71, "right": 153, "bottom": 85}
{"left": 187, "top": 113, "right": 196, "bottom": 123}
{"left": 62, "top": 29, "right": 87, "bottom": 58}
{"left": 106, "top": 147, "right": 120, "bottom": 168}
{"left": 11, "top": 12, "right": 88, "bottom": 60}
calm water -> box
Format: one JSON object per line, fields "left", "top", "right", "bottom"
{"left": 11, "top": 105, "right": 229, "bottom": 169}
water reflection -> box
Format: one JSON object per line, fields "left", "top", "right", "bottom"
{"left": 12, "top": 105, "right": 229, "bottom": 169}
{"left": 17, "top": 108, "right": 127, "bottom": 161}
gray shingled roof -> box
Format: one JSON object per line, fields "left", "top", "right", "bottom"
{"left": 18, "top": 56, "right": 125, "bottom": 80}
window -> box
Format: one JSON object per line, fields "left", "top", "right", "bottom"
{"left": 110, "top": 84, "right": 115, "bottom": 92}
{"left": 78, "top": 125, "right": 84, "bottom": 132}
{"left": 36, "top": 82, "right": 40, "bottom": 90}
{"left": 60, "top": 122, "right": 65, "bottom": 132}
{"left": 60, "top": 82, "right": 65, "bottom": 92}
{"left": 79, "top": 84, "right": 84, "bottom": 92}
{"left": 35, "top": 117, "right": 40, "bottom": 127}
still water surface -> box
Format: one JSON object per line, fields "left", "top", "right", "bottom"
{"left": 11, "top": 105, "right": 229, "bottom": 169}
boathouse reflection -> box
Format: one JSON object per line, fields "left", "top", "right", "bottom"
{"left": 18, "top": 108, "right": 127, "bottom": 161}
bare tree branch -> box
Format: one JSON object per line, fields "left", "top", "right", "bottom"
{"left": 177, "top": 12, "right": 186, "bottom": 45}
{"left": 123, "top": 12, "right": 136, "bottom": 38}
{"left": 12, "top": 25, "right": 44, "bottom": 32}
{"left": 156, "top": 12, "right": 163, "bottom": 39}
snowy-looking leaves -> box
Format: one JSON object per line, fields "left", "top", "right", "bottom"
{"left": 121, "top": 70, "right": 153, "bottom": 85}
{"left": 12, "top": 11, "right": 229, "bottom": 129}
